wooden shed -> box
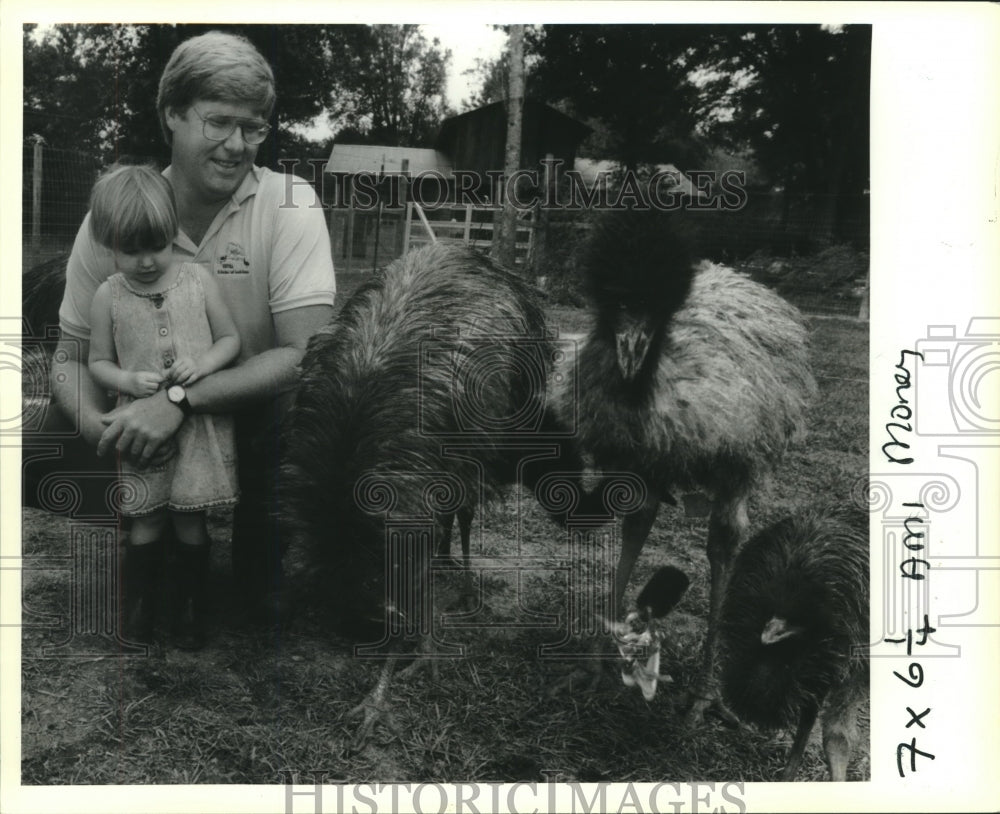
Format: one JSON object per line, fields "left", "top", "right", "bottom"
{"left": 435, "top": 99, "right": 591, "bottom": 176}
{"left": 322, "top": 101, "right": 591, "bottom": 271}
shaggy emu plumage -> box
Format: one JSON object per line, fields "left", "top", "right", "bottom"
{"left": 564, "top": 209, "right": 817, "bottom": 722}
{"left": 719, "top": 507, "right": 869, "bottom": 780}
{"left": 22, "top": 253, "right": 68, "bottom": 340}
{"left": 279, "top": 242, "right": 589, "bottom": 739}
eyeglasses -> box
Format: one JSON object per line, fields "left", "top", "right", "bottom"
{"left": 190, "top": 106, "right": 271, "bottom": 145}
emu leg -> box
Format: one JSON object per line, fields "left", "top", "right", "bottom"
{"left": 686, "top": 492, "right": 748, "bottom": 727}
{"left": 554, "top": 495, "right": 661, "bottom": 694}
{"left": 457, "top": 504, "right": 473, "bottom": 568}
{"left": 436, "top": 513, "right": 456, "bottom": 559}
{"left": 781, "top": 700, "right": 820, "bottom": 781}
{"left": 454, "top": 505, "right": 477, "bottom": 609}
{"left": 347, "top": 659, "right": 399, "bottom": 751}
{"left": 436, "top": 510, "right": 475, "bottom": 610}
{"left": 823, "top": 727, "right": 851, "bottom": 782}
{"left": 822, "top": 680, "right": 863, "bottom": 781}
{"left": 614, "top": 496, "right": 661, "bottom": 617}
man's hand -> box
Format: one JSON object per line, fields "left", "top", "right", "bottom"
{"left": 98, "top": 389, "right": 184, "bottom": 468}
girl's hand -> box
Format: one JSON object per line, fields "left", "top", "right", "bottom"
{"left": 169, "top": 357, "right": 201, "bottom": 386}
{"left": 127, "top": 370, "right": 164, "bottom": 397}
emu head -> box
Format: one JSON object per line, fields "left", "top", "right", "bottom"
{"left": 583, "top": 211, "right": 699, "bottom": 384}
{"left": 761, "top": 616, "right": 807, "bottom": 645}
{"left": 757, "top": 576, "right": 833, "bottom": 650}
{"left": 612, "top": 566, "right": 690, "bottom": 701}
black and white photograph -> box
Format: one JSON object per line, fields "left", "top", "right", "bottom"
{"left": 1, "top": 3, "right": 997, "bottom": 813}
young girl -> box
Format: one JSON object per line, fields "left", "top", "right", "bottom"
{"left": 87, "top": 163, "right": 241, "bottom": 650}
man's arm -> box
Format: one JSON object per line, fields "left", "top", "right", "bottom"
{"left": 51, "top": 333, "right": 116, "bottom": 450}
{"left": 181, "top": 303, "right": 332, "bottom": 413}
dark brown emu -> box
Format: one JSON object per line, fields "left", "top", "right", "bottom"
{"left": 22, "top": 253, "right": 69, "bottom": 340}
{"left": 563, "top": 210, "right": 817, "bottom": 723}
{"left": 279, "top": 242, "right": 589, "bottom": 740}
{"left": 719, "top": 507, "right": 869, "bottom": 780}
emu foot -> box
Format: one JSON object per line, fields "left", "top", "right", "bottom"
{"left": 344, "top": 660, "right": 400, "bottom": 753}
{"left": 684, "top": 691, "right": 739, "bottom": 728}
{"left": 346, "top": 692, "right": 400, "bottom": 753}
{"left": 399, "top": 653, "right": 442, "bottom": 681}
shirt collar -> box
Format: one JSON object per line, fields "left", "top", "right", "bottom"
{"left": 162, "top": 164, "right": 262, "bottom": 252}
{"left": 161, "top": 163, "right": 262, "bottom": 206}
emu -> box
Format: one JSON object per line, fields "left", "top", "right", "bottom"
{"left": 623, "top": 506, "right": 868, "bottom": 780}
{"left": 718, "top": 507, "right": 869, "bottom": 780}
{"left": 279, "top": 242, "right": 589, "bottom": 743}
{"left": 563, "top": 209, "right": 817, "bottom": 723}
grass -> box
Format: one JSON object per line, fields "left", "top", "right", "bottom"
{"left": 19, "top": 303, "right": 869, "bottom": 786}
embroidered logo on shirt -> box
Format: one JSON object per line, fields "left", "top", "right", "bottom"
{"left": 217, "top": 242, "right": 251, "bottom": 275}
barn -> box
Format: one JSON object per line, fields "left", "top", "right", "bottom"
{"left": 322, "top": 100, "right": 591, "bottom": 271}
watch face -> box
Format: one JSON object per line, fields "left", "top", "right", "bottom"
{"left": 167, "top": 384, "right": 185, "bottom": 403}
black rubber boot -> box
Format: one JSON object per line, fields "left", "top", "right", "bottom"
{"left": 121, "top": 539, "right": 162, "bottom": 645}
{"left": 173, "top": 543, "right": 211, "bottom": 651}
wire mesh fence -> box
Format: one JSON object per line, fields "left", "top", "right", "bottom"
{"left": 22, "top": 140, "right": 102, "bottom": 267}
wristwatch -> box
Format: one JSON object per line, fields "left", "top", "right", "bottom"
{"left": 166, "top": 384, "right": 194, "bottom": 416}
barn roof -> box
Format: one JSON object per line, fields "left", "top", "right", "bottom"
{"left": 324, "top": 144, "right": 453, "bottom": 177}
{"left": 437, "top": 100, "right": 591, "bottom": 147}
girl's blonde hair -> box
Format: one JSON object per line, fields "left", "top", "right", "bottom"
{"left": 157, "top": 31, "right": 276, "bottom": 144}
{"left": 88, "top": 163, "right": 178, "bottom": 253}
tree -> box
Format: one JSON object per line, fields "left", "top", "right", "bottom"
{"left": 326, "top": 25, "right": 452, "bottom": 147}
{"left": 492, "top": 25, "right": 525, "bottom": 268}
{"left": 527, "top": 25, "right": 710, "bottom": 170}
{"left": 692, "top": 24, "right": 871, "bottom": 237}
{"left": 462, "top": 55, "right": 508, "bottom": 110}
{"left": 24, "top": 24, "right": 344, "bottom": 166}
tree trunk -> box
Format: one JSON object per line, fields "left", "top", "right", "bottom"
{"left": 493, "top": 24, "right": 525, "bottom": 269}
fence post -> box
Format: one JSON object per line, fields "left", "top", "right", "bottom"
{"left": 344, "top": 198, "right": 355, "bottom": 274}
{"left": 397, "top": 159, "right": 410, "bottom": 257}
{"left": 31, "top": 135, "right": 45, "bottom": 259}
{"left": 402, "top": 202, "right": 413, "bottom": 255}
{"left": 532, "top": 152, "right": 554, "bottom": 286}
{"left": 858, "top": 264, "right": 870, "bottom": 321}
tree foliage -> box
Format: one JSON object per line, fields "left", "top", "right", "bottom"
{"left": 519, "top": 23, "right": 870, "bottom": 203}
{"left": 527, "top": 25, "right": 711, "bottom": 170}
{"left": 325, "top": 25, "right": 452, "bottom": 147}
{"left": 692, "top": 25, "right": 871, "bottom": 199}
{"left": 22, "top": 23, "right": 451, "bottom": 165}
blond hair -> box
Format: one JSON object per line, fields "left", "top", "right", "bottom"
{"left": 88, "top": 163, "right": 178, "bottom": 253}
{"left": 157, "top": 30, "right": 276, "bottom": 144}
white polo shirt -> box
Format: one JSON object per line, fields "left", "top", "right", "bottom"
{"left": 59, "top": 165, "right": 335, "bottom": 361}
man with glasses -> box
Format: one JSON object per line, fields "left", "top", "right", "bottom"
{"left": 49, "top": 30, "right": 336, "bottom": 638}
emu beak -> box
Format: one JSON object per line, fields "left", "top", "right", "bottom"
{"left": 761, "top": 616, "right": 804, "bottom": 645}
{"left": 616, "top": 322, "right": 652, "bottom": 381}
